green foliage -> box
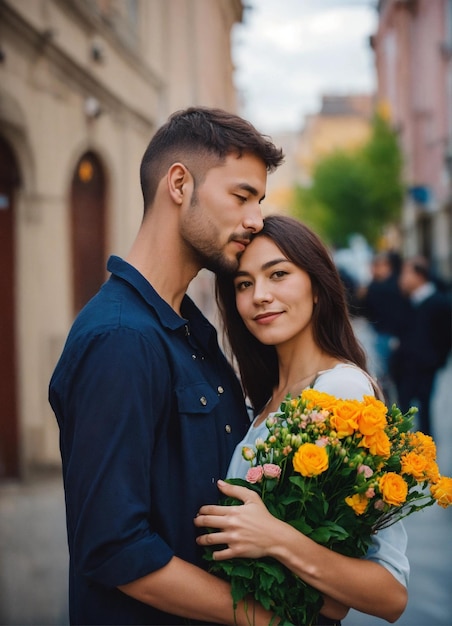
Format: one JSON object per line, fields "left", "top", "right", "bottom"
{"left": 293, "top": 113, "right": 404, "bottom": 247}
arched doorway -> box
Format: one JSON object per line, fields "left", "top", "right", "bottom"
{"left": 70, "top": 151, "right": 107, "bottom": 315}
{"left": 0, "top": 135, "right": 21, "bottom": 478}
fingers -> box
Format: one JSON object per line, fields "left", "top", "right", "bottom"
{"left": 194, "top": 512, "right": 228, "bottom": 530}
{"left": 217, "top": 479, "right": 261, "bottom": 504}
{"left": 196, "top": 530, "right": 228, "bottom": 547}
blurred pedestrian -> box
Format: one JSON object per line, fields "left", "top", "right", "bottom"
{"left": 357, "top": 251, "right": 406, "bottom": 403}
{"left": 392, "top": 256, "right": 452, "bottom": 436}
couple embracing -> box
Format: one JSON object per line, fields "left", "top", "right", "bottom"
{"left": 49, "top": 107, "right": 408, "bottom": 626}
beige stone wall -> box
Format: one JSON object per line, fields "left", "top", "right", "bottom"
{"left": 0, "top": 0, "right": 242, "bottom": 473}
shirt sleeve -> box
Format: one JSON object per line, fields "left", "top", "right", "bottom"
{"left": 58, "top": 328, "right": 174, "bottom": 587}
{"left": 313, "top": 365, "right": 374, "bottom": 400}
{"left": 365, "top": 523, "right": 410, "bottom": 587}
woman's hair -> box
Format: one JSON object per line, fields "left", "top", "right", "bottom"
{"left": 140, "top": 106, "right": 284, "bottom": 212}
{"left": 216, "top": 215, "right": 369, "bottom": 411}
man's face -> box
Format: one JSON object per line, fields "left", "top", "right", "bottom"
{"left": 399, "top": 262, "right": 421, "bottom": 295}
{"left": 180, "top": 153, "right": 267, "bottom": 274}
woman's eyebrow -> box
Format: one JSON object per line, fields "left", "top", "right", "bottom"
{"left": 235, "top": 258, "right": 288, "bottom": 277}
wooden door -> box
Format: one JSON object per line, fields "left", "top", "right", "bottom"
{"left": 70, "top": 152, "right": 107, "bottom": 314}
{"left": 0, "top": 136, "right": 20, "bottom": 478}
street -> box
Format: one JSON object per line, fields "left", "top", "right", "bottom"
{"left": 0, "top": 320, "right": 451, "bottom": 626}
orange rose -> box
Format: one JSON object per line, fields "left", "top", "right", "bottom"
{"left": 378, "top": 472, "right": 408, "bottom": 506}
{"left": 360, "top": 430, "right": 391, "bottom": 458}
{"left": 330, "top": 400, "right": 360, "bottom": 437}
{"left": 430, "top": 476, "right": 452, "bottom": 508}
{"left": 401, "top": 451, "right": 430, "bottom": 481}
{"left": 426, "top": 459, "right": 440, "bottom": 483}
{"left": 345, "top": 492, "right": 369, "bottom": 515}
{"left": 409, "top": 431, "right": 437, "bottom": 460}
{"left": 293, "top": 443, "right": 329, "bottom": 477}
{"left": 357, "top": 400, "right": 387, "bottom": 436}
{"left": 301, "top": 389, "right": 338, "bottom": 412}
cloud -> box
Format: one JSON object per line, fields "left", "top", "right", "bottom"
{"left": 232, "top": 0, "right": 378, "bottom": 133}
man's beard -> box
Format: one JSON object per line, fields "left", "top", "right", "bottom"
{"left": 193, "top": 244, "right": 240, "bottom": 276}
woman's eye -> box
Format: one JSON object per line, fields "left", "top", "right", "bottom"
{"left": 235, "top": 280, "right": 251, "bottom": 291}
{"left": 271, "top": 270, "right": 287, "bottom": 279}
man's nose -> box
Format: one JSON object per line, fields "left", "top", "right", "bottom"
{"left": 243, "top": 202, "right": 264, "bottom": 233}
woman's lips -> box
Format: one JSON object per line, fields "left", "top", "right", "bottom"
{"left": 254, "top": 312, "right": 283, "bottom": 324}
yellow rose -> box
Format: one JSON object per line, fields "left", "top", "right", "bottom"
{"left": 357, "top": 402, "right": 387, "bottom": 436}
{"left": 430, "top": 476, "right": 452, "bottom": 508}
{"left": 293, "top": 443, "right": 329, "bottom": 477}
{"left": 330, "top": 400, "right": 360, "bottom": 437}
{"left": 362, "top": 395, "right": 387, "bottom": 412}
{"left": 301, "top": 389, "right": 338, "bottom": 412}
{"left": 345, "top": 492, "right": 369, "bottom": 515}
{"left": 378, "top": 472, "right": 408, "bottom": 506}
{"left": 400, "top": 451, "right": 430, "bottom": 481}
{"left": 409, "top": 431, "right": 437, "bottom": 460}
{"left": 360, "top": 430, "right": 391, "bottom": 458}
{"left": 426, "top": 459, "right": 440, "bottom": 483}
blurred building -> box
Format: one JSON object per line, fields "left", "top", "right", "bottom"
{"left": 296, "top": 94, "right": 374, "bottom": 185}
{"left": 266, "top": 94, "right": 374, "bottom": 215}
{"left": 0, "top": 0, "right": 243, "bottom": 478}
{"left": 372, "top": 0, "right": 452, "bottom": 281}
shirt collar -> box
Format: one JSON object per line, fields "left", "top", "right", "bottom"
{"left": 107, "top": 255, "right": 216, "bottom": 348}
{"left": 410, "top": 281, "right": 436, "bottom": 305}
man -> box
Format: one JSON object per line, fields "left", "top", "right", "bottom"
{"left": 392, "top": 255, "right": 452, "bottom": 436}
{"left": 49, "top": 107, "right": 284, "bottom": 625}
{"left": 358, "top": 251, "right": 406, "bottom": 403}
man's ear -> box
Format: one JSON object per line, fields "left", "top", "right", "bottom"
{"left": 167, "top": 162, "right": 192, "bottom": 205}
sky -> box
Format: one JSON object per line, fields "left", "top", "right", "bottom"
{"left": 232, "top": 0, "right": 379, "bottom": 135}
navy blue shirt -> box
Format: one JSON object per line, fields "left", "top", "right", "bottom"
{"left": 49, "top": 256, "right": 250, "bottom": 625}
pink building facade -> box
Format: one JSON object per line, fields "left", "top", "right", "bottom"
{"left": 372, "top": 0, "right": 452, "bottom": 281}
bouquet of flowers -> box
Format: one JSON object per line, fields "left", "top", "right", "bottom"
{"left": 204, "top": 390, "right": 452, "bottom": 625}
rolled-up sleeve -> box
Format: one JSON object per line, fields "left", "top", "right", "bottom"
{"left": 365, "top": 523, "right": 410, "bottom": 587}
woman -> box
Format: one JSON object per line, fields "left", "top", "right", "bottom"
{"left": 194, "top": 215, "right": 409, "bottom": 624}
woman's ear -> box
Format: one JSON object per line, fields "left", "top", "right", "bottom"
{"left": 167, "top": 162, "right": 192, "bottom": 205}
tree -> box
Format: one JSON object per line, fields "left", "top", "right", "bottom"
{"left": 293, "top": 113, "right": 404, "bottom": 248}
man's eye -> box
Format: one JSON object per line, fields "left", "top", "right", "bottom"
{"left": 235, "top": 194, "right": 247, "bottom": 203}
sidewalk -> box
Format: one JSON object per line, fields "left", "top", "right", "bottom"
{"left": 0, "top": 469, "right": 68, "bottom": 625}
{"left": 0, "top": 320, "right": 451, "bottom": 625}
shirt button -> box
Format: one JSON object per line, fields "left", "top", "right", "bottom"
{"left": 225, "top": 424, "right": 232, "bottom": 433}
{"left": 192, "top": 354, "right": 197, "bottom": 360}
{"left": 217, "top": 386, "right": 224, "bottom": 394}
{"left": 200, "top": 396, "right": 207, "bottom": 406}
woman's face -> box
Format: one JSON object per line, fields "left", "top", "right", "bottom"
{"left": 234, "top": 236, "right": 316, "bottom": 347}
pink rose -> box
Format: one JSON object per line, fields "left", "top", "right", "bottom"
{"left": 263, "top": 463, "right": 282, "bottom": 480}
{"left": 365, "top": 487, "right": 376, "bottom": 498}
{"left": 246, "top": 466, "right": 264, "bottom": 483}
{"left": 358, "top": 464, "right": 374, "bottom": 478}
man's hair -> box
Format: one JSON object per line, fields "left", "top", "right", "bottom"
{"left": 139, "top": 106, "right": 284, "bottom": 211}
{"left": 216, "top": 215, "right": 369, "bottom": 412}
{"left": 408, "top": 255, "right": 430, "bottom": 280}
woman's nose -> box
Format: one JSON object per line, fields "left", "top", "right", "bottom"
{"left": 252, "top": 281, "right": 273, "bottom": 304}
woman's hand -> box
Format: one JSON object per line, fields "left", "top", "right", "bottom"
{"left": 194, "top": 480, "right": 284, "bottom": 560}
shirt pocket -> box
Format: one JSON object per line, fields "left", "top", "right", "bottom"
{"left": 175, "top": 382, "right": 220, "bottom": 416}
